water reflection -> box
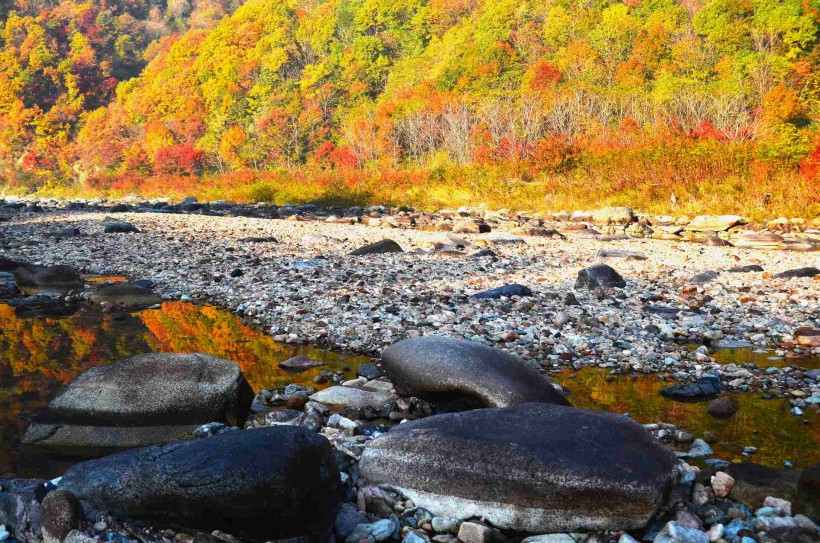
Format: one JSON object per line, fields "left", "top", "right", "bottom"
{"left": 0, "top": 302, "right": 368, "bottom": 477}
{"left": 554, "top": 368, "right": 819, "bottom": 469}
{"left": 711, "top": 347, "right": 819, "bottom": 370}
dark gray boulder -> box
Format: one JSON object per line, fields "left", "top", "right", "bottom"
{"left": 774, "top": 267, "right": 820, "bottom": 279}
{"left": 59, "top": 427, "right": 342, "bottom": 540}
{"left": 103, "top": 221, "right": 139, "bottom": 234}
{"left": 0, "top": 271, "right": 17, "bottom": 296}
{"left": 660, "top": 376, "right": 722, "bottom": 400}
{"left": 12, "top": 265, "right": 84, "bottom": 295}
{"left": 0, "top": 256, "right": 26, "bottom": 271}
{"left": 23, "top": 353, "right": 254, "bottom": 456}
{"left": 472, "top": 284, "right": 533, "bottom": 299}
{"left": 728, "top": 265, "right": 764, "bottom": 273}
{"left": 278, "top": 355, "right": 325, "bottom": 370}
{"left": 89, "top": 282, "right": 161, "bottom": 308}
{"left": 381, "top": 336, "right": 569, "bottom": 408}
{"left": 575, "top": 264, "right": 626, "bottom": 290}
{"left": 690, "top": 270, "right": 719, "bottom": 285}
{"left": 797, "top": 462, "right": 820, "bottom": 520}
{"left": 359, "top": 403, "right": 679, "bottom": 532}
{"left": 350, "top": 239, "right": 403, "bottom": 256}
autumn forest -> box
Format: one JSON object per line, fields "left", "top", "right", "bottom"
{"left": 1, "top": 0, "right": 818, "bottom": 216}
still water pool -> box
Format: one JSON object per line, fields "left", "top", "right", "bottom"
{"left": 1, "top": 300, "right": 816, "bottom": 478}
{"left": 0, "top": 301, "right": 368, "bottom": 477}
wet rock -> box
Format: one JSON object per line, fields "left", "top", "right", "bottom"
{"left": 660, "top": 376, "right": 722, "bottom": 400}
{"left": 40, "top": 490, "right": 81, "bottom": 543}
{"left": 707, "top": 398, "right": 739, "bottom": 419}
{"left": 89, "top": 282, "right": 161, "bottom": 308}
{"left": 12, "top": 265, "right": 84, "bottom": 295}
{"left": 704, "top": 236, "right": 732, "bottom": 247}
{"left": 359, "top": 403, "right": 678, "bottom": 532}
{"left": 574, "top": 264, "right": 626, "bottom": 290}
{"left": 381, "top": 336, "right": 569, "bottom": 408}
{"left": 103, "top": 221, "right": 139, "bottom": 234}
{"left": 773, "top": 267, "right": 820, "bottom": 279}
{"left": 23, "top": 353, "right": 254, "bottom": 455}
{"left": 278, "top": 355, "right": 326, "bottom": 370}
{"left": 687, "top": 215, "right": 744, "bottom": 232}
{"left": 350, "top": 239, "right": 403, "bottom": 256}
{"left": 472, "top": 284, "right": 533, "bottom": 299}
{"left": 766, "top": 527, "right": 820, "bottom": 543}
{"left": 59, "top": 426, "right": 342, "bottom": 540}
{"left": 310, "top": 386, "right": 393, "bottom": 410}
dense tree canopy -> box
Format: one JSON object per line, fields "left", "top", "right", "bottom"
{"left": 1, "top": 0, "right": 818, "bottom": 202}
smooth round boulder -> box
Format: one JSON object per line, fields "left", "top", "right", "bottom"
{"left": 575, "top": 264, "right": 626, "bottom": 290}
{"left": 381, "top": 336, "right": 569, "bottom": 408}
{"left": 89, "top": 282, "right": 161, "bottom": 308}
{"left": 59, "top": 426, "right": 342, "bottom": 540}
{"left": 359, "top": 403, "right": 679, "bottom": 533}
{"left": 12, "top": 264, "right": 84, "bottom": 295}
{"left": 23, "top": 353, "right": 254, "bottom": 456}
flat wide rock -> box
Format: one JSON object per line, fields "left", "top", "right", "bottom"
{"left": 310, "top": 386, "right": 393, "bottom": 410}
{"left": 23, "top": 353, "right": 254, "bottom": 455}
{"left": 89, "top": 282, "right": 161, "bottom": 308}
{"left": 59, "top": 427, "right": 342, "bottom": 539}
{"left": 12, "top": 264, "right": 84, "bottom": 295}
{"left": 381, "top": 336, "right": 569, "bottom": 408}
{"left": 359, "top": 403, "right": 679, "bottom": 532}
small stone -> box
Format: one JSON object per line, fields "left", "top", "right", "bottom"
{"left": 431, "top": 518, "right": 459, "bottom": 534}
{"left": 706, "top": 524, "right": 724, "bottom": 543}
{"left": 763, "top": 497, "right": 792, "bottom": 516}
{"left": 654, "top": 521, "right": 709, "bottom": 543}
{"left": 457, "top": 522, "right": 492, "bottom": 543}
{"left": 711, "top": 472, "right": 735, "bottom": 498}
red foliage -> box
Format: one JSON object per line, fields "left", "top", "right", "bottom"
{"left": 799, "top": 137, "right": 820, "bottom": 180}
{"left": 153, "top": 143, "right": 204, "bottom": 175}
{"left": 529, "top": 59, "right": 562, "bottom": 91}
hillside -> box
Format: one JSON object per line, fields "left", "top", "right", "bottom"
{"left": 1, "top": 0, "right": 819, "bottom": 217}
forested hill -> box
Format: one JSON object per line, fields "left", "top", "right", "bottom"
{"left": 1, "top": 0, "right": 818, "bottom": 216}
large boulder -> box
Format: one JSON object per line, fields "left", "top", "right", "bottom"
{"left": 687, "top": 215, "right": 744, "bottom": 232}
{"left": 89, "top": 282, "right": 161, "bottom": 308}
{"left": 381, "top": 336, "right": 569, "bottom": 408}
{"left": 59, "top": 427, "right": 342, "bottom": 540}
{"left": 660, "top": 376, "right": 722, "bottom": 400}
{"left": 23, "top": 353, "right": 254, "bottom": 455}
{"left": 575, "top": 264, "right": 626, "bottom": 290}
{"left": 12, "top": 264, "right": 84, "bottom": 295}
{"left": 359, "top": 403, "right": 679, "bottom": 532}
{"left": 0, "top": 271, "right": 17, "bottom": 296}
{"left": 103, "top": 221, "right": 139, "bottom": 234}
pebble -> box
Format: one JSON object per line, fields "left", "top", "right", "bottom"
{"left": 711, "top": 472, "right": 735, "bottom": 498}
{"left": 457, "top": 522, "right": 492, "bottom": 543}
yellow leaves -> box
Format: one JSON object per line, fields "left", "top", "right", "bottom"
{"left": 763, "top": 83, "right": 802, "bottom": 123}
{"left": 144, "top": 120, "right": 176, "bottom": 156}
{"left": 219, "top": 124, "right": 248, "bottom": 169}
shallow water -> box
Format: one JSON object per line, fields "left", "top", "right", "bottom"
{"left": 711, "top": 347, "right": 819, "bottom": 370}
{"left": 0, "top": 301, "right": 368, "bottom": 477}
{"left": 554, "top": 367, "right": 819, "bottom": 469}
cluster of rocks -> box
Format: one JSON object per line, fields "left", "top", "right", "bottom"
{"left": 2, "top": 337, "right": 818, "bottom": 543}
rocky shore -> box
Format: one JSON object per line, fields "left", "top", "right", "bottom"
{"left": 0, "top": 197, "right": 819, "bottom": 543}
